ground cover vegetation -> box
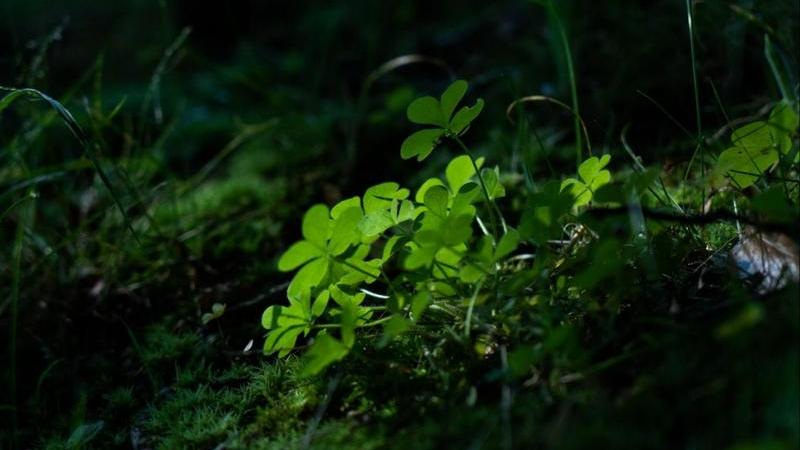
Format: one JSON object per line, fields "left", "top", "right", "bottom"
{"left": 1, "top": 0, "right": 798, "bottom": 449}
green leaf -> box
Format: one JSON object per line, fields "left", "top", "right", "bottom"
{"left": 445, "top": 154, "right": 483, "bottom": 194}
{"left": 481, "top": 167, "right": 506, "bottom": 199}
{"left": 394, "top": 199, "right": 415, "bottom": 223}
{"left": 423, "top": 185, "right": 450, "bottom": 216}
{"left": 449, "top": 99, "right": 484, "bottom": 135}
{"left": 302, "top": 204, "right": 331, "bottom": 246}
{"left": 264, "top": 325, "right": 305, "bottom": 356}
{"left": 287, "top": 257, "right": 329, "bottom": 299}
{"left": 441, "top": 214, "right": 474, "bottom": 246}
{"left": 66, "top": 421, "right": 104, "bottom": 449}
{"left": 301, "top": 334, "right": 349, "bottom": 377}
{"left": 713, "top": 119, "right": 786, "bottom": 188}
{"left": 263, "top": 300, "right": 311, "bottom": 355}
{"left": 401, "top": 128, "right": 445, "bottom": 161}
{"left": 732, "top": 122, "right": 777, "bottom": 153}
{"left": 278, "top": 241, "right": 323, "bottom": 271}
{"left": 451, "top": 183, "right": 481, "bottom": 215}
{"left": 415, "top": 177, "right": 446, "bottom": 203}
{"left": 379, "top": 316, "right": 411, "bottom": 346}
{"left": 715, "top": 146, "right": 778, "bottom": 189}
{"left": 311, "top": 290, "right": 329, "bottom": 318}
{"left": 561, "top": 156, "right": 612, "bottom": 207}
{"left": 403, "top": 243, "right": 438, "bottom": 270}
{"left": 330, "top": 285, "right": 366, "bottom": 307}
{"left": 330, "top": 196, "right": 361, "bottom": 219}
{"left": 339, "top": 300, "right": 364, "bottom": 348}
{"left": 519, "top": 180, "right": 574, "bottom": 244}
{"left": 363, "top": 182, "right": 408, "bottom": 213}
{"left": 329, "top": 206, "right": 363, "bottom": 255}
{"left": 410, "top": 292, "right": 432, "bottom": 321}
{"left": 578, "top": 154, "right": 611, "bottom": 184}
{"left": 495, "top": 228, "right": 520, "bottom": 261}
{"left": 359, "top": 211, "right": 394, "bottom": 236}
{"left": 202, "top": 303, "right": 227, "bottom": 325}
{"left": 261, "top": 302, "right": 307, "bottom": 330}
{"left": 407, "top": 96, "right": 445, "bottom": 127}
{"left": 561, "top": 178, "right": 590, "bottom": 207}
{"left": 767, "top": 101, "right": 797, "bottom": 155}
{"left": 382, "top": 235, "right": 403, "bottom": 262}
{"left": 440, "top": 80, "right": 468, "bottom": 122}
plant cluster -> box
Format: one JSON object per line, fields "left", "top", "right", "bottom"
{"left": 263, "top": 78, "right": 798, "bottom": 377}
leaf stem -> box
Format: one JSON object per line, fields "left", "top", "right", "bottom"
{"left": 452, "top": 136, "right": 504, "bottom": 242}
{"left": 464, "top": 279, "right": 485, "bottom": 338}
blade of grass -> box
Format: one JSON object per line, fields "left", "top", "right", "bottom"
{"left": 685, "top": 0, "right": 706, "bottom": 211}
{"left": 535, "top": 0, "right": 582, "bottom": 168}
{"left": 0, "top": 87, "right": 141, "bottom": 243}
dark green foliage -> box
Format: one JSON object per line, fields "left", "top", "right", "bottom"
{"left": 1, "top": 1, "right": 799, "bottom": 449}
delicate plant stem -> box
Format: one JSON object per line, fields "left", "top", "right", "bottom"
{"left": 314, "top": 316, "right": 394, "bottom": 329}
{"left": 685, "top": 0, "right": 706, "bottom": 211}
{"left": 764, "top": 35, "right": 792, "bottom": 103}
{"left": 452, "top": 136, "right": 504, "bottom": 241}
{"left": 9, "top": 200, "right": 27, "bottom": 450}
{"left": 686, "top": 0, "right": 702, "bottom": 136}
{"left": 546, "top": 0, "right": 582, "bottom": 168}
{"left": 464, "top": 279, "right": 485, "bottom": 338}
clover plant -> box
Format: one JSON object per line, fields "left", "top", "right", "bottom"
{"left": 264, "top": 81, "right": 516, "bottom": 374}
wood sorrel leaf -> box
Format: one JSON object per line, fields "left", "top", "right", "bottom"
{"left": 423, "top": 185, "right": 449, "bottom": 216}
{"left": 407, "top": 96, "right": 445, "bottom": 127}
{"left": 440, "top": 80, "right": 468, "bottom": 122}
{"left": 714, "top": 122, "right": 780, "bottom": 188}
{"left": 401, "top": 128, "right": 445, "bottom": 161}
{"left": 445, "top": 154, "right": 483, "bottom": 194}
{"left": 449, "top": 98, "right": 484, "bottom": 135}
{"left": 278, "top": 241, "right": 323, "bottom": 271}
{"left": 300, "top": 334, "right": 349, "bottom": 376}
{"left": 302, "top": 204, "right": 331, "bottom": 246}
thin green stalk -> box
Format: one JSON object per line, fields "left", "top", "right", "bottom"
{"left": 764, "top": 35, "right": 792, "bottom": 103}
{"left": 452, "top": 136, "right": 505, "bottom": 241}
{"left": 8, "top": 200, "right": 29, "bottom": 450}
{"left": 551, "top": 3, "right": 581, "bottom": 167}
{"left": 685, "top": 0, "right": 706, "bottom": 211}
{"left": 314, "top": 316, "right": 393, "bottom": 330}
{"left": 464, "top": 279, "right": 485, "bottom": 338}
{"left": 686, "top": 0, "right": 702, "bottom": 135}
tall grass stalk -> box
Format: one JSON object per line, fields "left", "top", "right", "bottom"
{"left": 685, "top": 0, "right": 706, "bottom": 211}
{"left": 539, "top": 0, "right": 582, "bottom": 168}
{"left": 8, "top": 195, "right": 33, "bottom": 450}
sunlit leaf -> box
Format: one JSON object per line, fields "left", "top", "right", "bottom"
{"left": 445, "top": 154, "right": 483, "bottom": 194}
{"left": 449, "top": 99, "right": 484, "bottom": 135}
{"left": 301, "top": 334, "right": 349, "bottom": 377}
{"left": 415, "top": 177, "right": 446, "bottom": 203}
{"left": 278, "top": 241, "right": 323, "bottom": 271}
{"left": 287, "top": 257, "right": 329, "bottom": 298}
{"left": 440, "top": 79, "right": 468, "bottom": 121}
{"left": 302, "top": 204, "right": 331, "bottom": 246}
{"left": 329, "top": 206, "right": 363, "bottom": 255}
{"left": 400, "top": 128, "right": 445, "bottom": 161}
{"left": 424, "top": 185, "right": 449, "bottom": 216}
{"left": 407, "top": 96, "right": 445, "bottom": 127}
